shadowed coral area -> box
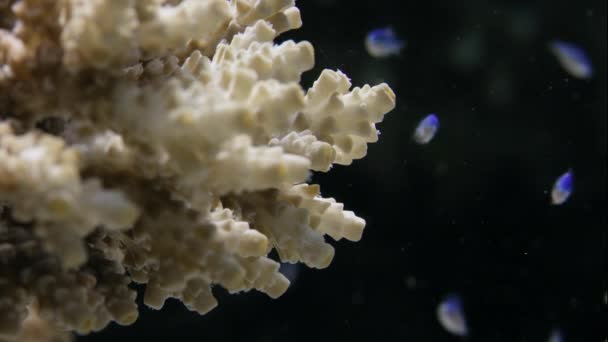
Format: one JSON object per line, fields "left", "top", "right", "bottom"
{"left": 0, "top": 0, "right": 395, "bottom": 340}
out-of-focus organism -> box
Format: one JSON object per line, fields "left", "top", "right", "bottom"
{"left": 279, "top": 263, "right": 300, "bottom": 286}
{"left": 365, "top": 27, "right": 405, "bottom": 58}
{"left": 507, "top": 8, "right": 540, "bottom": 42}
{"left": 548, "top": 328, "right": 564, "bottom": 342}
{"left": 549, "top": 40, "right": 593, "bottom": 79}
{"left": 413, "top": 113, "right": 440, "bottom": 144}
{"left": 0, "top": 0, "right": 396, "bottom": 339}
{"left": 449, "top": 31, "right": 484, "bottom": 72}
{"left": 437, "top": 294, "right": 468, "bottom": 337}
{"left": 551, "top": 169, "right": 574, "bottom": 205}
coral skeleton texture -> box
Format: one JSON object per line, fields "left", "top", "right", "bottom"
{"left": 0, "top": 0, "right": 395, "bottom": 339}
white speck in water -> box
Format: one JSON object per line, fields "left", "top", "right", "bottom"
{"left": 365, "top": 27, "right": 405, "bottom": 58}
{"left": 405, "top": 276, "right": 417, "bottom": 289}
{"left": 548, "top": 328, "right": 563, "bottom": 342}
{"left": 279, "top": 263, "right": 300, "bottom": 285}
{"left": 437, "top": 295, "right": 468, "bottom": 337}
{"left": 413, "top": 114, "right": 440, "bottom": 145}
{"left": 551, "top": 170, "right": 574, "bottom": 205}
{"left": 549, "top": 40, "right": 593, "bottom": 79}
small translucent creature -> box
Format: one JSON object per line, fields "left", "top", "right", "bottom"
{"left": 548, "top": 328, "right": 564, "bottom": 342}
{"left": 279, "top": 263, "right": 300, "bottom": 285}
{"left": 413, "top": 113, "right": 440, "bottom": 144}
{"left": 365, "top": 27, "right": 405, "bottom": 58}
{"left": 436, "top": 294, "right": 468, "bottom": 337}
{"left": 549, "top": 40, "right": 593, "bottom": 79}
{"left": 551, "top": 169, "right": 574, "bottom": 205}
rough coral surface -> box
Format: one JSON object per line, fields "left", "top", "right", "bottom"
{"left": 0, "top": 0, "right": 395, "bottom": 339}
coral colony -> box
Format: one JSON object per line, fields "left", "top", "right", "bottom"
{"left": 0, "top": 0, "right": 395, "bottom": 340}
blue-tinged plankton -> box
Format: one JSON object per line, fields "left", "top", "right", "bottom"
{"left": 551, "top": 170, "right": 573, "bottom": 205}
{"left": 365, "top": 27, "right": 405, "bottom": 58}
{"left": 436, "top": 295, "right": 468, "bottom": 337}
{"left": 549, "top": 40, "right": 593, "bottom": 79}
{"left": 279, "top": 263, "right": 299, "bottom": 285}
{"left": 548, "top": 328, "right": 564, "bottom": 342}
{"left": 413, "top": 113, "right": 439, "bottom": 144}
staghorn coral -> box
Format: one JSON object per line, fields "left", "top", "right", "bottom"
{"left": 0, "top": 0, "right": 396, "bottom": 339}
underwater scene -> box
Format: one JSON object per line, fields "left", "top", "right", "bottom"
{"left": 0, "top": 0, "right": 605, "bottom": 341}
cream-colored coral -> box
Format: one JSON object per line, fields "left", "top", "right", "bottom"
{"left": 0, "top": 123, "right": 139, "bottom": 268}
{"left": 0, "top": 218, "right": 137, "bottom": 340}
{"left": 0, "top": 0, "right": 396, "bottom": 340}
{"left": 10, "top": 303, "right": 72, "bottom": 342}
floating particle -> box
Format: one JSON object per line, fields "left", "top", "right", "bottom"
{"left": 413, "top": 113, "right": 440, "bottom": 144}
{"left": 507, "top": 8, "right": 540, "bottom": 41}
{"left": 437, "top": 295, "right": 468, "bottom": 337}
{"left": 405, "top": 275, "right": 417, "bottom": 289}
{"left": 551, "top": 170, "right": 574, "bottom": 205}
{"left": 351, "top": 291, "right": 365, "bottom": 305}
{"left": 279, "top": 262, "right": 300, "bottom": 285}
{"left": 548, "top": 328, "right": 564, "bottom": 342}
{"left": 365, "top": 27, "right": 405, "bottom": 58}
{"left": 549, "top": 40, "right": 593, "bottom": 79}
{"left": 449, "top": 30, "right": 484, "bottom": 71}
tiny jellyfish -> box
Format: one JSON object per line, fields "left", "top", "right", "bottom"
{"left": 365, "top": 27, "right": 405, "bottom": 58}
{"left": 405, "top": 275, "right": 417, "bottom": 289}
{"left": 279, "top": 263, "right": 300, "bottom": 285}
{"left": 550, "top": 169, "right": 573, "bottom": 205}
{"left": 437, "top": 295, "right": 468, "bottom": 337}
{"left": 413, "top": 113, "right": 439, "bottom": 144}
{"left": 548, "top": 328, "right": 564, "bottom": 342}
{"left": 549, "top": 40, "right": 593, "bottom": 79}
